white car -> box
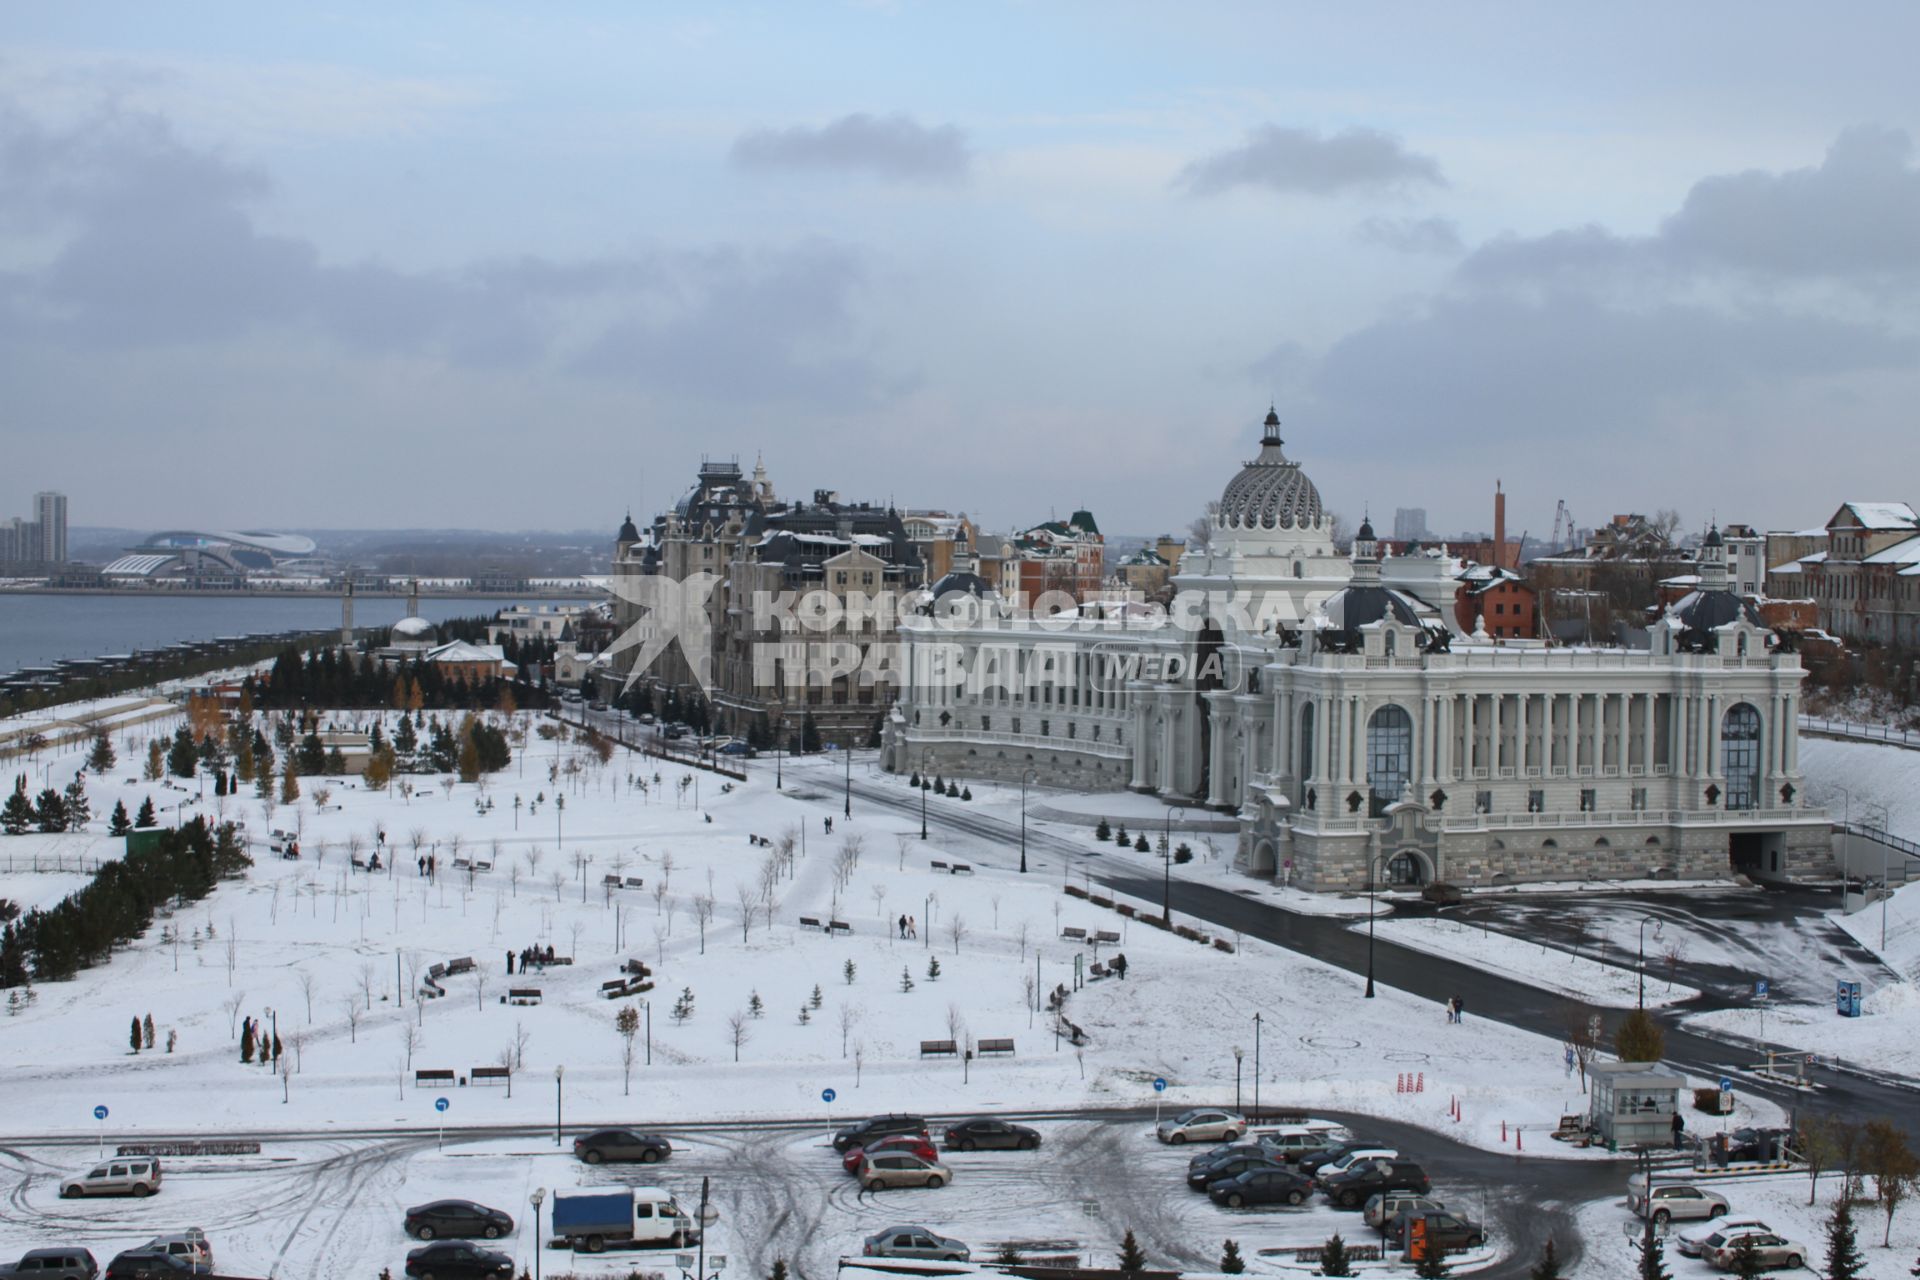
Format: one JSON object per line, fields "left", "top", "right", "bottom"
{"left": 1626, "top": 1176, "right": 1728, "bottom": 1223}
{"left": 1156, "top": 1109, "right": 1246, "bottom": 1145}
{"left": 1705, "top": 1231, "right": 1808, "bottom": 1272}
{"left": 59, "top": 1157, "right": 162, "bottom": 1198}
{"left": 1677, "top": 1216, "right": 1770, "bottom": 1258}
{"left": 141, "top": 1230, "right": 212, "bottom": 1272}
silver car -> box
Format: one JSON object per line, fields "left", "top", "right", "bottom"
{"left": 1627, "top": 1177, "right": 1728, "bottom": 1224}
{"left": 857, "top": 1152, "right": 953, "bottom": 1191}
{"left": 59, "top": 1159, "right": 162, "bottom": 1198}
{"left": 1365, "top": 1192, "right": 1444, "bottom": 1229}
{"left": 862, "top": 1225, "right": 970, "bottom": 1262}
{"left": 1156, "top": 1109, "right": 1246, "bottom": 1145}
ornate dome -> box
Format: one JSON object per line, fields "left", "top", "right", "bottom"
{"left": 617, "top": 512, "right": 640, "bottom": 543}
{"left": 392, "top": 615, "right": 437, "bottom": 644}
{"left": 1218, "top": 409, "right": 1324, "bottom": 531}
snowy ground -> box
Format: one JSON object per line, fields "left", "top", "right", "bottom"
{"left": 1800, "top": 737, "right": 1920, "bottom": 843}
{"left": 1366, "top": 917, "right": 1702, "bottom": 1009}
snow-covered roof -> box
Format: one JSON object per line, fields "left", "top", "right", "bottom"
{"left": 425, "top": 640, "right": 511, "bottom": 666}
{"left": 1862, "top": 534, "right": 1920, "bottom": 566}
{"left": 102, "top": 554, "right": 175, "bottom": 576}
{"left": 1837, "top": 501, "right": 1918, "bottom": 530}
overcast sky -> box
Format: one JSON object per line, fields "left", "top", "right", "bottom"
{"left": 5, "top": 3, "right": 1919, "bottom": 542}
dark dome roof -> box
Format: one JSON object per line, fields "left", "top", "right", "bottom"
{"left": 1703, "top": 524, "right": 1723, "bottom": 549}
{"left": 930, "top": 571, "right": 994, "bottom": 601}
{"left": 1357, "top": 516, "right": 1376, "bottom": 541}
{"left": 1668, "top": 588, "right": 1762, "bottom": 651}
{"left": 617, "top": 513, "right": 640, "bottom": 543}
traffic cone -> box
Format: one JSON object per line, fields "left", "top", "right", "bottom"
{"left": 1516, "top": 1126, "right": 1524, "bottom": 1151}
{"left": 1416, "top": 1071, "right": 1425, "bottom": 1093}
{"left": 1500, "top": 1119, "right": 1507, "bottom": 1142}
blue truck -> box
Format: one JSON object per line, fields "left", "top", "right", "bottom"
{"left": 550, "top": 1186, "right": 699, "bottom": 1252}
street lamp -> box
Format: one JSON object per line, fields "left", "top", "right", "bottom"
{"left": 1251, "top": 1012, "right": 1263, "bottom": 1120}
{"left": 529, "top": 1188, "right": 546, "bottom": 1280}
{"left": 1867, "top": 802, "right": 1892, "bottom": 948}
{"left": 1019, "top": 767, "right": 1040, "bottom": 874}
{"left": 920, "top": 750, "right": 932, "bottom": 840}
{"left": 844, "top": 743, "right": 852, "bottom": 818}
{"left": 513, "top": 794, "right": 521, "bottom": 831}
{"left": 1637, "top": 916, "right": 1663, "bottom": 1009}
{"left": 1233, "top": 1046, "right": 1244, "bottom": 1114}
{"left": 553, "top": 1065, "right": 564, "bottom": 1146}
{"left": 1364, "top": 851, "right": 1393, "bottom": 998}
{"left": 641, "top": 998, "right": 652, "bottom": 1066}
{"left": 1162, "top": 806, "right": 1186, "bottom": 923}
{"left": 555, "top": 794, "right": 565, "bottom": 851}
{"left": 1832, "top": 784, "right": 1852, "bottom": 828}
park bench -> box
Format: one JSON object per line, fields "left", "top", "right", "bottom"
{"left": 506, "top": 988, "right": 542, "bottom": 1006}
{"left": 428, "top": 962, "right": 447, "bottom": 980}
{"left": 445, "top": 957, "right": 476, "bottom": 976}
{"left": 470, "top": 1066, "right": 511, "bottom": 1087}
{"left": 798, "top": 916, "right": 822, "bottom": 930}
{"left": 1089, "top": 962, "right": 1109, "bottom": 980}
{"left": 350, "top": 856, "right": 368, "bottom": 870}
{"left": 976, "top": 1038, "right": 1015, "bottom": 1056}
{"left": 919, "top": 1039, "right": 959, "bottom": 1057}
{"left": 949, "top": 863, "right": 973, "bottom": 875}
{"left": 600, "top": 979, "right": 629, "bottom": 994}
{"left": 603, "top": 873, "right": 624, "bottom": 888}
{"left": 1094, "top": 930, "right": 1121, "bottom": 944}
{"left": 1294, "top": 1246, "right": 1382, "bottom": 1264}
{"left": 415, "top": 1069, "right": 455, "bottom": 1086}
{"left": 828, "top": 920, "right": 852, "bottom": 934}
{"left": 622, "top": 959, "right": 652, "bottom": 978}
{"left": 624, "top": 876, "right": 645, "bottom": 889}
{"left": 1061, "top": 926, "right": 1087, "bottom": 941}
{"left": 452, "top": 857, "right": 472, "bottom": 870}
{"left": 930, "top": 860, "right": 948, "bottom": 871}
{"left": 473, "top": 859, "right": 492, "bottom": 872}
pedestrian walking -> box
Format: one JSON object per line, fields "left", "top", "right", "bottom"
{"left": 908, "top": 915, "right": 917, "bottom": 938}
{"left": 1454, "top": 994, "right": 1466, "bottom": 1024}
{"left": 898, "top": 914, "right": 908, "bottom": 939}
{"left": 1671, "top": 1112, "right": 1685, "bottom": 1149}
{"left": 1444, "top": 997, "right": 1458, "bottom": 1024}
{"left": 505, "top": 950, "right": 514, "bottom": 975}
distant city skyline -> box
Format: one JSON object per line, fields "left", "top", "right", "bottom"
{"left": 5, "top": 4, "right": 1919, "bottom": 535}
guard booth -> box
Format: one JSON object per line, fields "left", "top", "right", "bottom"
{"left": 1588, "top": 1061, "right": 1684, "bottom": 1150}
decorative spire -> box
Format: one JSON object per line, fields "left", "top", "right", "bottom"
{"left": 1262, "top": 405, "right": 1282, "bottom": 446}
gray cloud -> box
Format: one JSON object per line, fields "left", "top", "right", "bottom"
{"left": 0, "top": 101, "right": 900, "bottom": 406}
{"left": 1179, "top": 125, "right": 1444, "bottom": 197}
{"left": 729, "top": 112, "right": 970, "bottom": 183}
{"left": 1355, "top": 215, "right": 1463, "bottom": 255}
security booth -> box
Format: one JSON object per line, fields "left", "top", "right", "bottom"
{"left": 1588, "top": 1062, "right": 1684, "bottom": 1150}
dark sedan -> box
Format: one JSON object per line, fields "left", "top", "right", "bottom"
{"left": 572, "top": 1129, "right": 672, "bottom": 1165}
{"left": 1188, "top": 1142, "right": 1266, "bottom": 1173}
{"left": 404, "top": 1200, "right": 515, "bottom": 1241}
{"left": 943, "top": 1119, "right": 1041, "bottom": 1151}
{"left": 1388, "top": 1211, "right": 1486, "bottom": 1251}
{"left": 1187, "top": 1153, "right": 1290, "bottom": 1191}
{"left": 403, "top": 1242, "right": 515, "bottom": 1279}
{"left": 103, "top": 1256, "right": 192, "bottom": 1280}
{"left": 1206, "top": 1167, "right": 1314, "bottom": 1209}
{"left": 1321, "top": 1159, "right": 1431, "bottom": 1209}
{"left": 1297, "top": 1142, "right": 1376, "bottom": 1177}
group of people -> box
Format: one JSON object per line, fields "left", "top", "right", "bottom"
{"left": 509, "top": 944, "right": 557, "bottom": 974}
{"left": 416, "top": 853, "right": 437, "bottom": 881}
{"left": 896, "top": 914, "right": 919, "bottom": 939}
{"left": 1444, "top": 994, "right": 1468, "bottom": 1023}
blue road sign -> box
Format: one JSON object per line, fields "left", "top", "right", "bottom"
{"left": 1718, "top": 1076, "right": 1733, "bottom": 1092}
{"left": 822, "top": 1088, "right": 837, "bottom": 1104}
{"left": 1755, "top": 979, "right": 1769, "bottom": 999}
{"left": 434, "top": 1097, "right": 450, "bottom": 1113}
{"left": 1153, "top": 1077, "right": 1167, "bottom": 1093}
{"left": 93, "top": 1105, "right": 108, "bottom": 1120}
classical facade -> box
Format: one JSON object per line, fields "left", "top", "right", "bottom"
{"left": 883, "top": 410, "right": 1832, "bottom": 890}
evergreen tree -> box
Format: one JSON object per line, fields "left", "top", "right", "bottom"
{"left": 135, "top": 796, "right": 157, "bottom": 828}
{"left": 394, "top": 715, "right": 418, "bottom": 756}
{"left": 87, "top": 730, "right": 116, "bottom": 774}
{"left": 1, "top": 779, "right": 32, "bottom": 835}
{"left": 900, "top": 966, "right": 915, "bottom": 992}
{"left": 1824, "top": 1197, "right": 1864, "bottom": 1280}
{"left": 130, "top": 1015, "right": 142, "bottom": 1054}
{"left": 33, "top": 789, "right": 69, "bottom": 833}
{"left": 1316, "top": 1233, "right": 1354, "bottom": 1279}
{"left": 960, "top": 786, "right": 972, "bottom": 801}
{"left": 671, "top": 987, "right": 695, "bottom": 1022}
{"left": 927, "top": 956, "right": 941, "bottom": 980}
{"left": 1529, "top": 1239, "right": 1563, "bottom": 1280}
{"left": 1115, "top": 825, "right": 1129, "bottom": 845}
{"left": 63, "top": 776, "right": 91, "bottom": 829}
{"left": 143, "top": 1013, "right": 155, "bottom": 1049}
{"left": 798, "top": 1004, "right": 811, "bottom": 1025}
{"left": 255, "top": 760, "right": 274, "bottom": 800}
{"left": 1728, "top": 1235, "right": 1763, "bottom": 1280}
{"left": 1118, "top": 1230, "right": 1146, "bottom": 1275}
{"left": 748, "top": 991, "right": 764, "bottom": 1018}
{"left": 769, "top": 1260, "right": 789, "bottom": 1280}
{"left": 108, "top": 800, "right": 132, "bottom": 837}
{"left": 1615, "top": 1007, "right": 1666, "bottom": 1063}
{"left": 1414, "top": 1243, "right": 1451, "bottom": 1279}
{"left": 1134, "top": 833, "right": 1149, "bottom": 851}
{"left": 1095, "top": 817, "right": 1112, "bottom": 840}
{"left": 272, "top": 1032, "right": 283, "bottom": 1062}
{"left": 1220, "top": 1240, "right": 1245, "bottom": 1274}
{"left": 297, "top": 733, "right": 327, "bottom": 777}
{"left": 843, "top": 958, "right": 857, "bottom": 985}
{"left": 909, "top": 772, "right": 921, "bottom": 788}
{"left": 1631, "top": 1223, "right": 1672, "bottom": 1280}
{"left": 810, "top": 983, "right": 824, "bottom": 1009}
{"left": 801, "top": 712, "right": 822, "bottom": 753}
{"left": 995, "top": 1244, "right": 1023, "bottom": 1266}
{"left": 326, "top": 745, "right": 348, "bottom": 775}
{"left": 167, "top": 725, "right": 199, "bottom": 779}
{"left": 280, "top": 759, "right": 301, "bottom": 804}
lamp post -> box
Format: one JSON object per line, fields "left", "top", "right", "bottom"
{"left": 513, "top": 794, "right": 521, "bottom": 830}
{"left": 1364, "top": 851, "right": 1392, "bottom": 998}
{"left": 775, "top": 713, "right": 784, "bottom": 791}
{"left": 642, "top": 998, "right": 652, "bottom": 1066}
{"left": 1019, "top": 768, "right": 1039, "bottom": 874}
{"left": 844, "top": 743, "right": 852, "bottom": 818}
{"left": 1251, "top": 1012, "right": 1263, "bottom": 1121}
{"left": 529, "top": 1188, "right": 546, "bottom": 1280}
{"left": 1867, "top": 802, "right": 1892, "bottom": 947}
{"left": 553, "top": 1065, "right": 564, "bottom": 1146}
{"left": 1162, "top": 806, "right": 1186, "bottom": 923}
{"left": 920, "top": 750, "right": 932, "bottom": 840}
{"left": 555, "top": 794, "right": 565, "bottom": 852}
{"left": 1637, "top": 916, "right": 1663, "bottom": 1009}
{"left": 924, "top": 893, "right": 932, "bottom": 948}
{"left": 1233, "top": 1046, "right": 1244, "bottom": 1114}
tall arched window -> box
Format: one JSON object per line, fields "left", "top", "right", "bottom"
{"left": 1299, "top": 702, "right": 1316, "bottom": 782}
{"left": 1722, "top": 703, "right": 1762, "bottom": 810}
{"left": 1367, "top": 704, "right": 1413, "bottom": 817}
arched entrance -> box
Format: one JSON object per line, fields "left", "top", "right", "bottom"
{"left": 1721, "top": 703, "right": 1761, "bottom": 811}
{"left": 1384, "top": 849, "right": 1429, "bottom": 886}
{"left": 1367, "top": 704, "right": 1413, "bottom": 817}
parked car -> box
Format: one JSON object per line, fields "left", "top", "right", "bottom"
{"left": 1320, "top": 1159, "right": 1432, "bottom": 1208}
{"left": 572, "top": 1129, "right": 671, "bottom": 1165}
{"left": 1206, "top": 1167, "right": 1315, "bottom": 1209}
{"left": 1365, "top": 1192, "right": 1445, "bottom": 1229}
{"left": 833, "top": 1115, "right": 930, "bottom": 1154}
{"left": 1705, "top": 1231, "right": 1807, "bottom": 1272}
{"left": 1627, "top": 1177, "right": 1728, "bottom": 1224}
{"left": 1156, "top": 1109, "right": 1246, "bottom": 1145}
{"left": 403, "top": 1241, "right": 516, "bottom": 1279}
{"left": 1720, "top": 1128, "right": 1792, "bottom": 1163}
{"left": 1677, "top": 1216, "right": 1772, "bottom": 1258}
{"left": 1187, "top": 1153, "right": 1290, "bottom": 1191}
{"left": 1421, "top": 882, "right": 1464, "bottom": 905}
{"left": 718, "top": 742, "right": 754, "bottom": 757}
{"left": 842, "top": 1135, "right": 941, "bottom": 1175}
{"left": 861, "top": 1226, "right": 971, "bottom": 1262}
{"left": 0, "top": 1248, "right": 99, "bottom": 1279}
{"left": 1298, "top": 1142, "right": 1388, "bottom": 1178}
{"left": 133, "top": 1235, "right": 208, "bottom": 1275}
{"left": 1252, "top": 1126, "right": 1341, "bottom": 1163}
{"left": 60, "top": 1159, "right": 162, "bottom": 1198}
{"left": 943, "top": 1118, "right": 1041, "bottom": 1151}
{"left": 101, "top": 1256, "right": 190, "bottom": 1280}
{"left": 404, "top": 1201, "right": 515, "bottom": 1241}
{"left": 1189, "top": 1142, "right": 1267, "bottom": 1174}
{"left": 1387, "top": 1211, "right": 1486, "bottom": 1251}
{"left": 856, "top": 1152, "right": 952, "bottom": 1191}
{"left": 1308, "top": 1147, "right": 1399, "bottom": 1184}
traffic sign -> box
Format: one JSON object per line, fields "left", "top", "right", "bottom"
{"left": 1718, "top": 1076, "right": 1732, "bottom": 1092}
{"left": 821, "top": 1088, "right": 836, "bottom": 1104}
{"left": 1153, "top": 1077, "right": 1167, "bottom": 1093}
{"left": 93, "top": 1105, "right": 108, "bottom": 1120}
{"left": 434, "top": 1096, "right": 450, "bottom": 1113}
{"left": 1754, "top": 979, "right": 1769, "bottom": 999}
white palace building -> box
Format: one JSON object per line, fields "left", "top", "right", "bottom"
{"left": 882, "top": 410, "right": 1833, "bottom": 891}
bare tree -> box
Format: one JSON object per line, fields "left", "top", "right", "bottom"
{"left": 475, "top": 972, "right": 490, "bottom": 1010}
{"left": 735, "top": 881, "right": 758, "bottom": 943}
{"left": 871, "top": 883, "right": 889, "bottom": 933}
{"left": 1559, "top": 999, "right": 1602, "bottom": 1093}
{"left": 652, "top": 879, "right": 669, "bottom": 917}
{"left": 1015, "top": 920, "right": 1031, "bottom": 960}
{"left": 726, "top": 1009, "right": 751, "bottom": 1062}
{"left": 524, "top": 845, "right": 545, "bottom": 877}
{"left": 223, "top": 991, "right": 247, "bottom": 1038}
{"left": 615, "top": 1004, "right": 640, "bottom": 1095}
{"left": 949, "top": 915, "right": 968, "bottom": 954}
{"left": 224, "top": 932, "right": 238, "bottom": 984}
{"left": 550, "top": 870, "right": 567, "bottom": 902}
{"left": 946, "top": 1002, "right": 966, "bottom": 1058}
{"left": 296, "top": 969, "right": 318, "bottom": 1022}
{"left": 652, "top": 921, "right": 669, "bottom": 968}
{"left": 341, "top": 997, "right": 362, "bottom": 1044}
{"left": 776, "top": 830, "right": 797, "bottom": 876}
{"left": 990, "top": 893, "right": 1002, "bottom": 930}
{"left": 1024, "top": 974, "right": 1037, "bottom": 1027}
{"left": 409, "top": 827, "right": 428, "bottom": 861}
{"left": 568, "top": 919, "right": 585, "bottom": 961}
{"left": 401, "top": 1021, "right": 421, "bottom": 1069}
{"left": 1187, "top": 507, "right": 1214, "bottom": 552}
{"left": 659, "top": 851, "right": 676, "bottom": 892}
{"left": 496, "top": 1043, "right": 516, "bottom": 1097}
{"left": 894, "top": 832, "right": 912, "bottom": 871}
{"left": 357, "top": 962, "right": 376, "bottom": 1011}
{"left": 838, "top": 1002, "right": 860, "bottom": 1058}
{"left": 693, "top": 895, "right": 715, "bottom": 954}
{"left": 854, "top": 1040, "right": 866, "bottom": 1085}
{"left": 1662, "top": 941, "right": 1688, "bottom": 992}
{"left": 508, "top": 862, "right": 522, "bottom": 898}
{"left": 512, "top": 1021, "right": 532, "bottom": 1071}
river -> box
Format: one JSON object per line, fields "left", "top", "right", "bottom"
{"left": 0, "top": 593, "right": 587, "bottom": 676}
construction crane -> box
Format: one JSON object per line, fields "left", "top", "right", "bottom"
{"left": 1551, "top": 500, "right": 1576, "bottom": 553}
